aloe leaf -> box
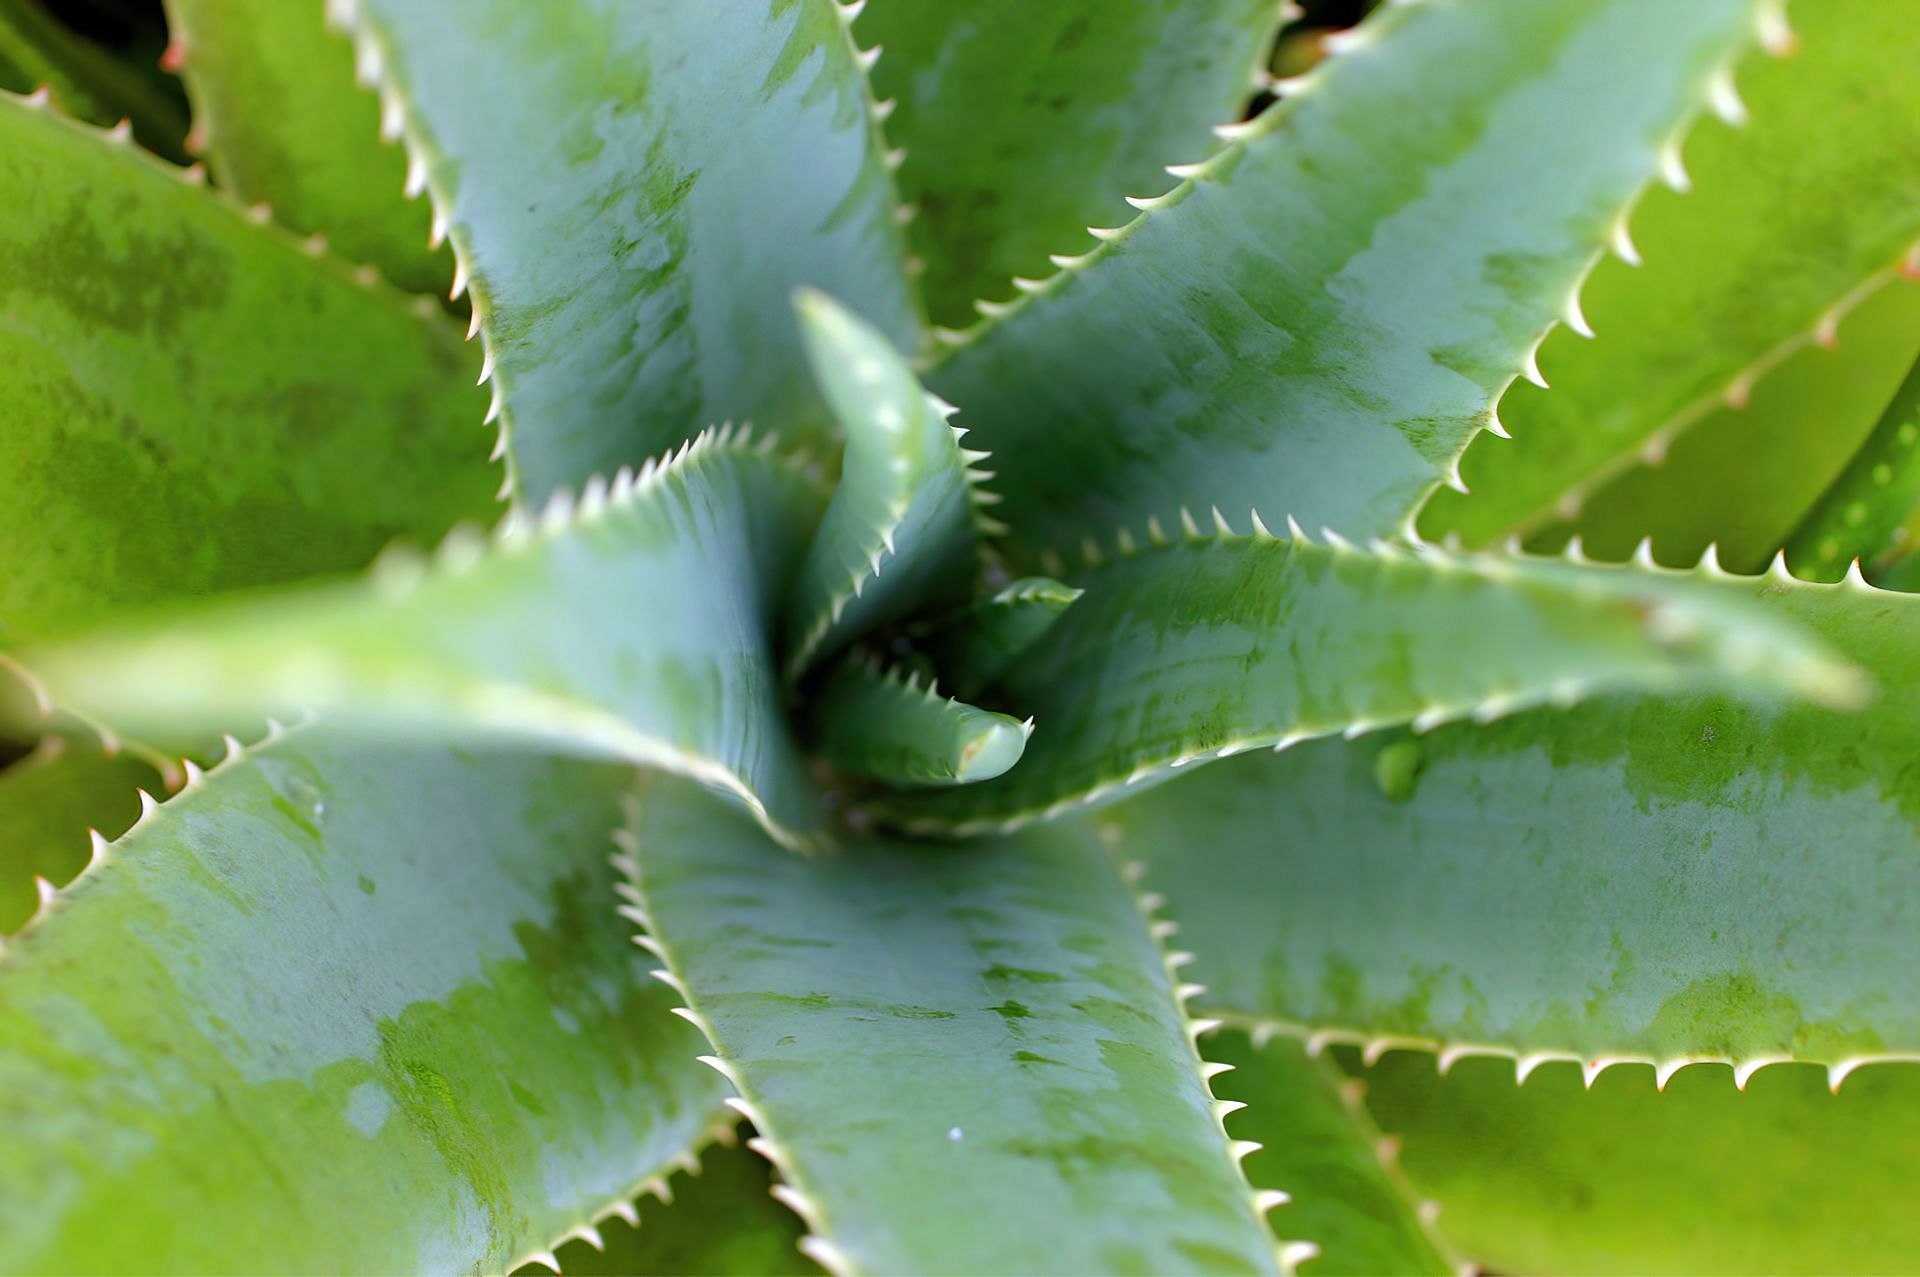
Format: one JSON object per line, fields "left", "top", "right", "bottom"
{"left": 1203, "top": 1032, "right": 1455, "bottom": 1277}
{"left": 163, "top": 0, "right": 449, "bottom": 295}
{"left": 807, "top": 653, "right": 1030, "bottom": 787}
{"left": 0, "top": 0, "right": 188, "bottom": 160}
{"left": 1101, "top": 566, "right": 1920, "bottom": 1070}
{"left": 530, "top": 1135, "right": 819, "bottom": 1277}
{"left": 23, "top": 430, "right": 827, "bottom": 848}
{"left": 1360, "top": 1051, "right": 1920, "bottom": 1276}
{"left": 333, "top": 0, "right": 922, "bottom": 504}
{"left": 0, "top": 728, "right": 726, "bottom": 1274}
{"left": 859, "top": 0, "right": 1281, "bottom": 327}
{"left": 624, "top": 777, "right": 1282, "bottom": 1275}
{"left": 884, "top": 532, "right": 1857, "bottom": 836}
{"left": 926, "top": 0, "right": 1761, "bottom": 565}
{"left": 783, "top": 290, "right": 988, "bottom": 677}
{"left": 0, "top": 90, "right": 495, "bottom": 641}
{"left": 914, "top": 576, "right": 1082, "bottom": 701}
{"left": 1526, "top": 277, "right": 1920, "bottom": 573}
{"left": 1429, "top": 0, "right": 1920, "bottom": 546}
{"left": 0, "top": 739, "right": 157, "bottom": 933}
{"left": 1785, "top": 350, "right": 1920, "bottom": 587}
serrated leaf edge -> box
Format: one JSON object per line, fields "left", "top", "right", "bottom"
{"left": 896, "top": 526, "right": 1865, "bottom": 839}
{"left": 1117, "top": 858, "right": 1315, "bottom": 1276}
{"left": 611, "top": 794, "right": 856, "bottom": 1277}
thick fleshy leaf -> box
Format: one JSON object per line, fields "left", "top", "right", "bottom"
{"left": 884, "top": 532, "right": 1858, "bottom": 836}
{"left": 1525, "top": 278, "right": 1920, "bottom": 573}
{"left": 624, "top": 778, "right": 1281, "bottom": 1276}
{"left": 334, "top": 0, "right": 922, "bottom": 504}
{"left": 0, "top": 727, "right": 726, "bottom": 1274}
{"left": 859, "top": 0, "right": 1280, "bottom": 327}
{"left": 927, "top": 0, "right": 1761, "bottom": 565}
{"left": 783, "top": 290, "right": 986, "bottom": 677}
{"left": 1361, "top": 1052, "right": 1920, "bottom": 1276}
{"left": 1785, "top": 350, "right": 1920, "bottom": 588}
{"left": 164, "top": 0, "right": 449, "bottom": 295}
{"left": 1203, "top": 1032, "right": 1455, "bottom": 1277}
{"left": 0, "top": 0, "right": 188, "bottom": 159}
{"left": 1103, "top": 568, "right": 1920, "bottom": 1069}
{"left": 0, "top": 739, "right": 157, "bottom": 932}
{"left": 807, "top": 654, "right": 1030, "bottom": 787}
{"left": 0, "top": 90, "right": 494, "bottom": 641}
{"left": 1429, "top": 0, "right": 1920, "bottom": 546}
{"left": 24, "top": 430, "right": 827, "bottom": 847}
{"left": 914, "top": 576, "right": 1082, "bottom": 701}
{"left": 528, "top": 1135, "right": 819, "bottom": 1277}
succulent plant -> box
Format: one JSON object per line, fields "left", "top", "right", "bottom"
{"left": 3, "top": 0, "right": 1919, "bottom": 1273}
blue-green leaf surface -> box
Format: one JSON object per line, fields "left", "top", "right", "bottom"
{"left": 0, "top": 728, "right": 725, "bottom": 1274}
{"left": 885, "top": 532, "right": 1857, "bottom": 836}
{"left": 914, "top": 576, "right": 1082, "bottom": 702}
{"left": 807, "top": 654, "right": 1030, "bottom": 787}
{"left": 335, "top": 0, "right": 922, "bottom": 503}
{"left": 22, "top": 431, "right": 827, "bottom": 847}
{"left": 1102, "top": 568, "right": 1920, "bottom": 1069}
{"left": 928, "top": 0, "right": 1760, "bottom": 565}
{"left": 625, "top": 778, "right": 1281, "bottom": 1276}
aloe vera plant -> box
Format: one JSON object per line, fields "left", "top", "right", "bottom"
{"left": 5, "top": 0, "right": 1920, "bottom": 1272}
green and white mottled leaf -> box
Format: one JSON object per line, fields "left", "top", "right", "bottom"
{"left": 859, "top": 0, "right": 1281, "bottom": 327}
{"left": 1430, "top": 0, "right": 1920, "bottom": 546}
{"left": 928, "top": 0, "right": 1760, "bottom": 565}
{"left": 164, "top": 0, "right": 449, "bottom": 295}
{"left": 0, "top": 0, "right": 188, "bottom": 159}
{"left": 335, "top": 0, "right": 922, "bottom": 504}
{"left": 1360, "top": 1052, "right": 1920, "bottom": 1276}
{"left": 1102, "top": 569, "right": 1920, "bottom": 1069}
{"left": 913, "top": 576, "right": 1082, "bottom": 702}
{"left": 807, "top": 653, "right": 1030, "bottom": 787}
{"left": 24, "top": 431, "right": 827, "bottom": 847}
{"left": 0, "top": 739, "right": 157, "bottom": 933}
{"left": 529, "top": 1135, "right": 820, "bottom": 1277}
{"left": 885, "top": 533, "right": 1857, "bottom": 836}
{"left": 1203, "top": 1032, "right": 1455, "bottom": 1277}
{"left": 1786, "top": 349, "right": 1920, "bottom": 588}
{"left": 0, "top": 90, "right": 494, "bottom": 641}
{"left": 0, "top": 728, "right": 726, "bottom": 1274}
{"left": 783, "top": 290, "right": 985, "bottom": 677}
{"left": 625, "top": 778, "right": 1280, "bottom": 1276}
{"left": 1525, "top": 276, "right": 1920, "bottom": 573}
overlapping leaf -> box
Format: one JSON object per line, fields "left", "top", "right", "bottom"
{"left": 1430, "top": 0, "right": 1920, "bottom": 546}
{"left": 1204, "top": 1032, "right": 1455, "bottom": 1277}
{"left": 0, "top": 739, "right": 156, "bottom": 932}
{"left": 164, "top": 0, "right": 448, "bottom": 294}
{"left": 928, "top": 0, "right": 1761, "bottom": 565}
{"left": 0, "top": 0, "right": 188, "bottom": 159}
{"left": 1786, "top": 349, "right": 1920, "bottom": 587}
{"left": 912, "top": 576, "right": 1081, "bottom": 702}
{"left": 1361, "top": 1052, "right": 1920, "bottom": 1275}
{"left": 807, "top": 654, "right": 1029, "bottom": 787}
{"left": 1524, "top": 279, "right": 1920, "bottom": 572}
{"left": 0, "top": 91, "right": 493, "bottom": 641}
{"left": 0, "top": 728, "right": 725, "bottom": 1274}
{"left": 335, "top": 0, "right": 922, "bottom": 502}
{"left": 21, "top": 431, "right": 828, "bottom": 846}
{"left": 860, "top": 0, "right": 1281, "bottom": 326}
{"left": 625, "top": 778, "right": 1281, "bottom": 1275}
{"left": 886, "top": 532, "right": 1857, "bottom": 836}
{"left": 1103, "top": 568, "right": 1920, "bottom": 1068}
{"left": 783, "top": 290, "right": 986, "bottom": 677}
